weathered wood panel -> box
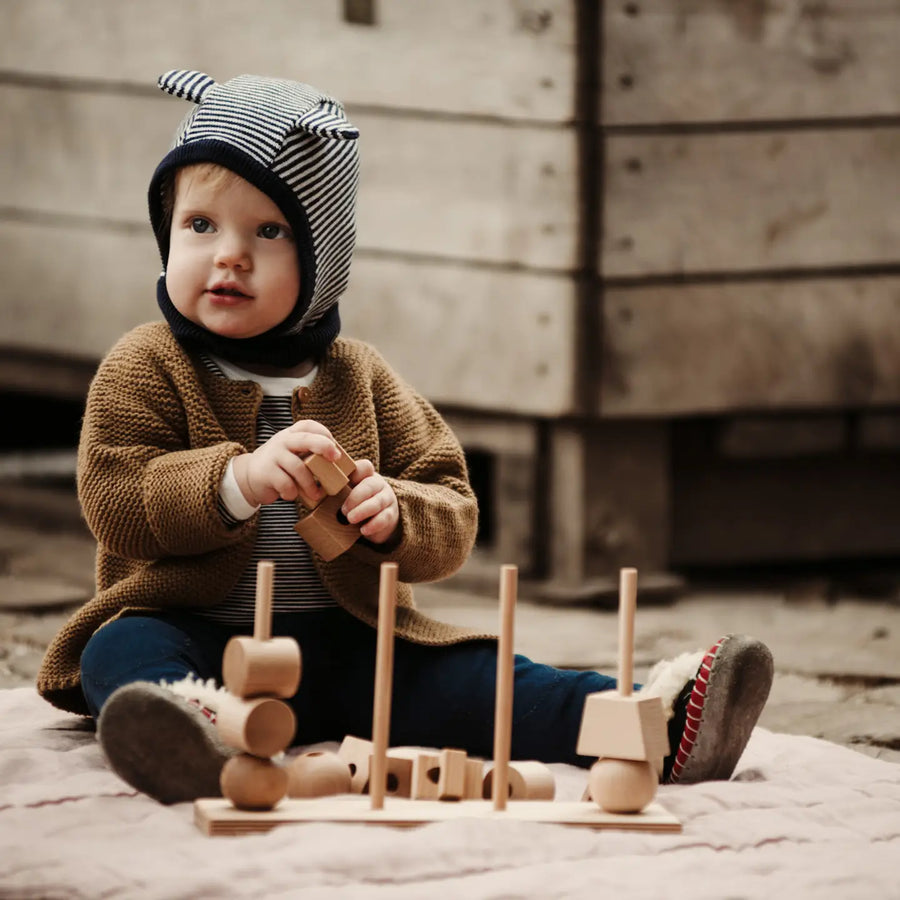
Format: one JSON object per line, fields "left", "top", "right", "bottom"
{"left": 602, "top": 129, "right": 900, "bottom": 277}
{"left": 0, "top": 84, "right": 578, "bottom": 270}
{"left": 601, "top": 278, "right": 900, "bottom": 416}
{"left": 0, "top": 221, "right": 578, "bottom": 416}
{"left": 0, "top": 0, "right": 576, "bottom": 122}
{"left": 341, "top": 258, "right": 577, "bottom": 416}
{"left": 603, "top": 0, "right": 900, "bottom": 125}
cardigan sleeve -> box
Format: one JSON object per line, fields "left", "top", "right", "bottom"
{"left": 77, "top": 333, "right": 252, "bottom": 559}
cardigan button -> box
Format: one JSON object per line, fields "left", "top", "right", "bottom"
{"left": 296, "top": 387, "right": 311, "bottom": 402}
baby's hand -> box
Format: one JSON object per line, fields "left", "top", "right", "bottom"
{"left": 342, "top": 459, "right": 400, "bottom": 544}
{"left": 233, "top": 420, "right": 341, "bottom": 506}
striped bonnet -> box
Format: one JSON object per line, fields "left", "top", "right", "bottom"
{"left": 148, "top": 69, "right": 360, "bottom": 366}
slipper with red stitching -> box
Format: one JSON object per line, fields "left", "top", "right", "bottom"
{"left": 662, "top": 634, "right": 774, "bottom": 784}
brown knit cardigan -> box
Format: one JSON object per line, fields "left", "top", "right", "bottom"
{"left": 37, "top": 322, "right": 492, "bottom": 715}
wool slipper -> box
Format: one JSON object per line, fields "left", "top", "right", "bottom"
{"left": 98, "top": 678, "right": 236, "bottom": 804}
{"left": 641, "top": 634, "right": 774, "bottom": 784}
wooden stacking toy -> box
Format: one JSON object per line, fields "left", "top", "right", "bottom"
{"left": 293, "top": 440, "right": 360, "bottom": 560}
{"left": 576, "top": 567, "right": 669, "bottom": 814}
{"left": 216, "top": 560, "right": 296, "bottom": 810}
{"left": 194, "top": 562, "right": 682, "bottom": 835}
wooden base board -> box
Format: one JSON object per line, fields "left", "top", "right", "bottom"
{"left": 194, "top": 795, "right": 681, "bottom": 836}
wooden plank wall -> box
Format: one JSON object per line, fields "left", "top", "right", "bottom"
{"left": 597, "top": 0, "right": 900, "bottom": 417}
{"left": 0, "top": 0, "right": 580, "bottom": 416}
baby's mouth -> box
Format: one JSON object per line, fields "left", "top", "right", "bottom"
{"left": 208, "top": 284, "right": 251, "bottom": 299}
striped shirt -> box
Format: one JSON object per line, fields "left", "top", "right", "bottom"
{"left": 194, "top": 354, "right": 337, "bottom": 625}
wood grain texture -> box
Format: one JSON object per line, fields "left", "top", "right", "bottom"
{"left": 602, "top": 129, "right": 900, "bottom": 277}
{"left": 0, "top": 84, "right": 579, "bottom": 270}
{"left": 603, "top": 0, "right": 900, "bottom": 124}
{"left": 601, "top": 278, "right": 900, "bottom": 415}
{"left": 0, "top": 0, "right": 576, "bottom": 121}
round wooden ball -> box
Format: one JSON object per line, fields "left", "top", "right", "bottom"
{"left": 221, "top": 754, "right": 288, "bottom": 811}
{"left": 588, "top": 757, "right": 658, "bottom": 814}
{"left": 287, "top": 750, "right": 352, "bottom": 798}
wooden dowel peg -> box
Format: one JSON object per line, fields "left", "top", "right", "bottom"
{"left": 492, "top": 564, "right": 517, "bottom": 812}
{"left": 618, "top": 567, "right": 637, "bottom": 696}
{"left": 254, "top": 560, "right": 274, "bottom": 642}
{"left": 369, "top": 561, "right": 398, "bottom": 810}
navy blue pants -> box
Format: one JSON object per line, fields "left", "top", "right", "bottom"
{"left": 80, "top": 607, "right": 619, "bottom": 768}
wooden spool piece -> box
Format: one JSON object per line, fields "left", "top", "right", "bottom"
{"left": 220, "top": 753, "right": 288, "bottom": 811}
{"left": 337, "top": 735, "right": 373, "bottom": 794}
{"left": 286, "top": 750, "right": 352, "bottom": 798}
{"left": 216, "top": 694, "right": 297, "bottom": 758}
{"left": 222, "top": 560, "right": 302, "bottom": 699}
{"left": 222, "top": 637, "right": 301, "bottom": 699}
{"left": 482, "top": 760, "right": 556, "bottom": 801}
{"left": 588, "top": 758, "right": 657, "bottom": 814}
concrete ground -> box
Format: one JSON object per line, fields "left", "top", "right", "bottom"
{"left": 2, "top": 482, "right": 899, "bottom": 765}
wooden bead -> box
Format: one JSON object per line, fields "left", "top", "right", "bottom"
{"left": 222, "top": 635, "right": 302, "bottom": 699}
{"left": 287, "top": 750, "right": 352, "bottom": 798}
{"left": 588, "top": 757, "right": 658, "bottom": 814}
{"left": 220, "top": 754, "right": 288, "bottom": 811}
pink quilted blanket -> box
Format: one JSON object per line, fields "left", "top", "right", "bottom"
{"left": 2, "top": 686, "right": 898, "bottom": 899}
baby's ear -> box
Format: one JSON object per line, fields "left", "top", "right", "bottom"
{"left": 157, "top": 70, "right": 217, "bottom": 104}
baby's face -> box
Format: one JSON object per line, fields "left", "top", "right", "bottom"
{"left": 166, "top": 168, "right": 300, "bottom": 339}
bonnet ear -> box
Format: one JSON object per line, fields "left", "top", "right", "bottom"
{"left": 295, "top": 100, "right": 360, "bottom": 140}
{"left": 157, "top": 69, "right": 217, "bottom": 103}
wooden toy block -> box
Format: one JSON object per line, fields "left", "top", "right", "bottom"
{"left": 216, "top": 693, "right": 297, "bottom": 758}
{"left": 464, "top": 758, "right": 484, "bottom": 800}
{"left": 482, "top": 761, "right": 555, "bottom": 801}
{"left": 220, "top": 753, "right": 288, "bottom": 811}
{"left": 294, "top": 487, "right": 361, "bottom": 561}
{"left": 287, "top": 750, "right": 352, "bottom": 798}
{"left": 303, "top": 441, "right": 356, "bottom": 496}
{"left": 437, "top": 748, "right": 467, "bottom": 800}
{"left": 380, "top": 747, "right": 423, "bottom": 798}
{"left": 576, "top": 692, "right": 668, "bottom": 763}
{"left": 409, "top": 752, "right": 441, "bottom": 800}
{"left": 338, "top": 735, "right": 373, "bottom": 794}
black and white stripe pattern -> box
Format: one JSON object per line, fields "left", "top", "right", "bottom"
{"left": 197, "top": 356, "right": 337, "bottom": 626}
{"left": 158, "top": 69, "right": 360, "bottom": 335}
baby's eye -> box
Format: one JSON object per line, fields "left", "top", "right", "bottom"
{"left": 190, "top": 217, "right": 214, "bottom": 233}
{"left": 258, "top": 223, "right": 292, "bottom": 240}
